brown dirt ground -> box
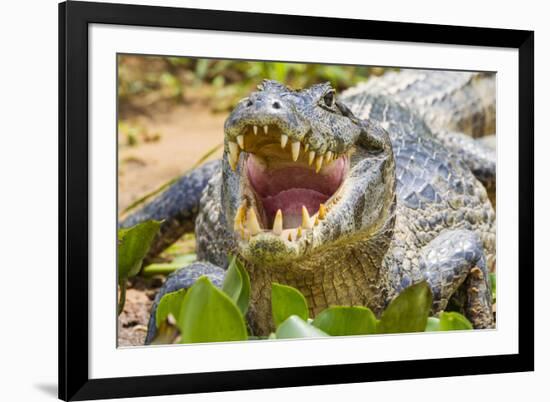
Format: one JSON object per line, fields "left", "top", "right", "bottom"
{"left": 118, "top": 103, "right": 225, "bottom": 212}
{"left": 117, "top": 102, "right": 224, "bottom": 346}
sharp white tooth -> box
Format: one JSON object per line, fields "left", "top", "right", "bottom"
{"left": 302, "top": 206, "right": 313, "bottom": 229}
{"left": 296, "top": 226, "right": 302, "bottom": 239}
{"left": 253, "top": 125, "right": 258, "bottom": 135}
{"left": 308, "top": 151, "right": 315, "bottom": 166}
{"left": 313, "top": 215, "right": 320, "bottom": 226}
{"left": 280, "top": 229, "right": 292, "bottom": 241}
{"left": 237, "top": 135, "right": 245, "bottom": 149}
{"left": 281, "top": 134, "right": 288, "bottom": 149}
{"left": 291, "top": 141, "right": 300, "bottom": 161}
{"left": 318, "top": 203, "right": 327, "bottom": 220}
{"left": 273, "top": 209, "right": 283, "bottom": 235}
{"left": 228, "top": 141, "right": 240, "bottom": 171}
{"left": 246, "top": 208, "right": 262, "bottom": 235}
{"left": 263, "top": 125, "right": 268, "bottom": 134}
{"left": 324, "top": 151, "right": 333, "bottom": 163}
{"left": 304, "top": 143, "right": 309, "bottom": 152}
{"left": 315, "top": 155, "right": 324, "bottom": 173}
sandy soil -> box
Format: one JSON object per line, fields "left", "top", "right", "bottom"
{"left": 118, "top": 103, "right": 225, "bottom": 212}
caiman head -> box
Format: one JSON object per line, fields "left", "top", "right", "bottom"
{"left": 222, "top": 80, "right": 395, "bottom": 266}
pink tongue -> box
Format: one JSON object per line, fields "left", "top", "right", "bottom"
{"left": 262, "top": 189, "right": 328, "bottom": 228}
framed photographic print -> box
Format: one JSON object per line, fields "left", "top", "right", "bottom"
{"left": 59, "top": 1, "right": 534, "bottom": 400}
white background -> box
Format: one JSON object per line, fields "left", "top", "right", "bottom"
{"left": 0, "top": 0, "right": 546, "bottom": 401}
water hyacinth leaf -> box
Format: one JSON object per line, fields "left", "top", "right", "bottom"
{"left": 425, "top": 317, "right": 441, "bottom": 332}
{"left": 222, "top": 258, "right": 242, "bottom": 304}
{"left": 155, "top": 288, "right": 187, "bottom": 329}
{"left": 222, "top": 256, "right": 250, "bottom": 315}
{"left": 439, "top": 312, "right": 473, "bottom": 331}
{"left": 118, "top": 220, "right": 162, "bottom": 281}
{"left": 178, "top": 276, "right": 247, "bottom": 343}
{"left": 271, "top": 283, "right": 309, "bottom": 327}
{"left": 275, "top": 315, "right": 329, "bottom": 339}
{"left": 312, "top": 306, "right": 378, "bottom": 336}
{"left": 378, "top": 281, "right": 433, "bottom": 334}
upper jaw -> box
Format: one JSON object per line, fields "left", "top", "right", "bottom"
{"left": 225, "top": 119, "right": 347, "bottom": 174}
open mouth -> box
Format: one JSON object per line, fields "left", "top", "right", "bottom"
{"left": 228, "top": 124, "right": 349, "bottom": 242}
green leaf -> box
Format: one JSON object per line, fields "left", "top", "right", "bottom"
{"left": 271, "top": 283, "right": 309, "bottom": 328}
{"left": 275, "top": 315, "right": 329, "bottom": 339}
{"left": 377, "top": 281, "right": 433, "bottom": 334}
{"left": 489, "top": 272, "right": 497, "bottom": 302}
{"left": 155, "top": 288, "right": 187, "bottom": 329}
{"left": 312, "top": 306, "right": 378, "bottom": 336}
{"left": 425, "top": 317, "right": 441, "bottom": 332}
{"left": 118, "top": 220, "right": 162, "bottom": 281}
{"left": 439, "top": 312, "right": 473, "bottom": 331}
{"left": 178, "top": 276, "right": 247, "bottom": 343}
{"left": 142, "top": 253, "right": 197, "bottom": 277}
{"left": 222, "top": 256, "right": 251, "bottom": 314}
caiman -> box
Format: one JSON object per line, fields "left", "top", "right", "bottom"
{"left": 120, "top": 70, "right": 497, "bottom": 343}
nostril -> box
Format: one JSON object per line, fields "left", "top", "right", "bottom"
{"left": 246, "top": 100, "right": 253, "bottom": 107}
{"left": 272, "top": 101, "right": 281, "bottom": 109}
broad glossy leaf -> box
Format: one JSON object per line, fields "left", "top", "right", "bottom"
{"left": 377, "top": 282, "right": 433, "bottom": 334}
{"left": 312, "top": 306, "right": 378, "bottom": 336}
{"left": 439, "top": 312, "right": 473, "bottom": 331}
{"left": 155, "top": 288, "right": 187, "bottom": 329}
{"left": 275, "top": 315, "right": 329, "bottom": 339}
{"left": 222, "top": 256, "right": 250, "bottom": 314}
{"left": 118, "top": 220, "right": 162, "bottom": 281}
{"left": 178, "top": 276, "right": 247, "bottom": 343}
{"left": 425, "top": 317, "right": 440, "bottom": 332}
{"left": 271, "top": 283, "right": 309, "bottom": 327}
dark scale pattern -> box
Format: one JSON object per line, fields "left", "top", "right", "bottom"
{"left": 342, "top": 70, "right": 496, "bottom": 138}
{"left": 195, "top": 170, "right": 237, "bottom": 267}
{"left": 341, "top": 90, "right": 495, "bottom": 327}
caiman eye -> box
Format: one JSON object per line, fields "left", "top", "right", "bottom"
{"left": 323, "top": 91, "right": 335, "bottom": 107}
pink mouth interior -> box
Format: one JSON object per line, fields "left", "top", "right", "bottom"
{"left": 247, "top": 155, "right": 346, "bottom": 228}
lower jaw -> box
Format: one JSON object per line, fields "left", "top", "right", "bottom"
{"left": 243, "top": 242, "right": 389, "bottom": 336}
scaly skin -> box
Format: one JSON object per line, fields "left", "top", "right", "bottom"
{"left": 135, "top": 71, "right": 496, "bottom": 343}
{"left": 342, "top": 69, "right": 496, "bottom": 137}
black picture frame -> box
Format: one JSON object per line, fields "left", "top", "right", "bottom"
{"left": 59, "top": 1, "right": 534, "bottom": 400}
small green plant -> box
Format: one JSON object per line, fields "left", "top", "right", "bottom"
{"left": 150, "top": 255, "right": 474, "bottom": 344}
{"left": 117, "top": 220, "right": 161, "bottom": 315}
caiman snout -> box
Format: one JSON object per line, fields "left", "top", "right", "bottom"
{"left": 245, "top": 92, "right": 285, "bottom": 112}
